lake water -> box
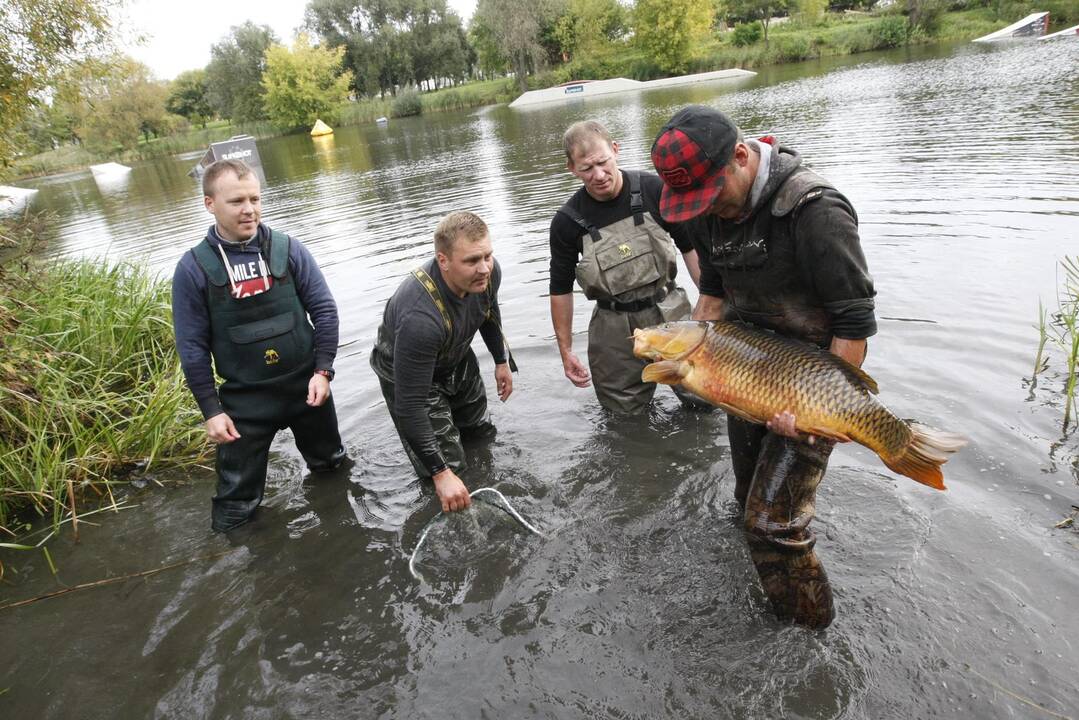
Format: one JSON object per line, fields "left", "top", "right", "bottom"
{"left": 3, "top": 39, "right": 1079, "bottom": 719}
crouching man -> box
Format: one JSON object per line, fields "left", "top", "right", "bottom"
{"left": 370, "top": 211, "right": 516, "bottom": 512}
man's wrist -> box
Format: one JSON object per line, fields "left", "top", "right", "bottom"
{"left": 314, "top": 368, "right": 334, "bottom": 381}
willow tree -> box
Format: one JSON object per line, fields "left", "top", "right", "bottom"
{"left": 473, "top": 0, "right": 559, "bottom": 92}
{"left": 633, "top": 0, "right": 714, "bottom": 74}
{"left": 262, "top": 34, "right": 353, "bottom": 130}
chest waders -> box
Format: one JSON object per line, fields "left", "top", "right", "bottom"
{"left": 710, "top": 168, "right": 852, "bottom": 628}
{"left": 558, "top": 171, "right": 692, "bottom": 413}
{"left": 193, "top": 232, "right": 344, "bottom": 532}
{"left": 372, "top": 268, "right": 512, "bottom": 479}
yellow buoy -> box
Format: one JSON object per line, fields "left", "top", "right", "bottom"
{"left": 310, "top": 119, "right": 333, "bottom": 137}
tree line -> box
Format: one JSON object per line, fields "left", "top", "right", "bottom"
{"left": 5, "top": 0, "right": 1011, "bottom": 167}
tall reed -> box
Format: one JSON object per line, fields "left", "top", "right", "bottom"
{"left": 0, "top": 245, "right": 208, "bottom": 539}
{"left": 1033, "top": 257, "right": 1079, "bottom": 431}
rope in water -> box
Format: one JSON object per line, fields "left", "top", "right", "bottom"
{"left": 408, "top": 487, "right": 545, "bottom": 581}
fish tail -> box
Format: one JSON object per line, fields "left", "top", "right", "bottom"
{"left": 882, "top": 422, "right": 967, "bottom": 491}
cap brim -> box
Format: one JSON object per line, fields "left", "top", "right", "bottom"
{"left": 658, "top": 171, "right": 726, "bottom": 223}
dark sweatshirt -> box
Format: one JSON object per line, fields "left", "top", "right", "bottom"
{"left": 172, "top": 223, "right": 339, "bottom": 419}
{"left": 370, "top": 258, "right": 507, "bottom": 473}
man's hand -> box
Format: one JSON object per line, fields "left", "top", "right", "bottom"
{"left": 432, "top": 467, "right": 471, "bottom": 512}
{"left": 766, "top": 410, "right": 811, "bottom": 443}
{"left": 307, "top": 373, "right": 331, "bottom": 406}
{"left": 494, "top": 362, "right": 514, "bottom": 401}
{"left": 205, "top": 412, "right": 241, "bottom": 444}
{"left": 561, "top": 351, "right": 591, "bottom": 387}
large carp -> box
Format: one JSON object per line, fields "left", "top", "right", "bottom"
{"left": 632, "top": 321, "right": 966, "bottom": 489}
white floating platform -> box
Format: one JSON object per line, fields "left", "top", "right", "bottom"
{"left": 90, "top": 162, "right": 132, "bottom": 177}
{"left": 1040, "top": 23, "right": 1079, "bottom": 40}
{"left": 0, "top": 185, "right": 37, "bottom": 211}
{"left": 509, "top": 69, "right": 756, "bottom": 108}
{"left": 973, "top": 11, "right": 1050, "bottom": 42}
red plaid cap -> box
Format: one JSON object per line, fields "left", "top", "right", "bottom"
{"left": 650, "top": 106, "right": 739, "bottom": 222}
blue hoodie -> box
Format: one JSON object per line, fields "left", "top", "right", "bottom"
{"left": 171, "top": 223, "right": 339, "bottom": 419}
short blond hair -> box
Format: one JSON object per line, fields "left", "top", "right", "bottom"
{"left": 563, "top": 120, "right": 614, "bottom": 162}
{"left": 202, "top": 159, "right": 256, "bottom": 197}
{"left": 434, "top": 211, "right": 488, "bottom": 256}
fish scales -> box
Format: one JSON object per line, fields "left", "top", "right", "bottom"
{"left": 632, "top": 321, "right": 966, "bottom": 489}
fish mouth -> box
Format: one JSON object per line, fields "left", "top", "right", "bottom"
{"left": 632, "top": 322, "right": 708, "bottom": 360}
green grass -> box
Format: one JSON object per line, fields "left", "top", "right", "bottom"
{"left": 0, "top": 220, "right": 209, "bottom": 541}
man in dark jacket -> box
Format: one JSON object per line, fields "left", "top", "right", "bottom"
{"left": 651, "top": 106, "right": 877, "bottom": 628}
{"left": 370, "top": 211, "right": 515, "bottom": 513}
{"left": 172, "top": 159, "right": 345, "bottom": 532}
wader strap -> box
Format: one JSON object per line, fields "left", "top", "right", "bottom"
{"left": 556, "top": 204, "right": 602, "bottom": 242}
{"left": 192, "top": 239, "right": 228, "bottom": 287}
{"left": 265, "top": 230, "right": 290, "bottom": 279}
{"left": 627, "top": 170, "right": 644, "bottom": 226}
{"left": 411, "top": 268, "right": 454, "bottom": 351}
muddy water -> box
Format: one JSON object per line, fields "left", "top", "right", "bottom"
{"left": 3, "top": 39, "right": 1078, "bottom": 718}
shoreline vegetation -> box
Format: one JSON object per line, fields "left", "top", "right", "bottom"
{"left": 7, "top": 5, "right": 1062, "bottom": 182}
{"left": 0, "top": 217, "right": 208, "bottom": 554}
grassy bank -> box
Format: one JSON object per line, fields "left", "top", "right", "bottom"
{"left": 10, "top": 119, "right": 282, "bottom": 180}
{"left": 0, "top": 219, "right": 208, "bottom": 544}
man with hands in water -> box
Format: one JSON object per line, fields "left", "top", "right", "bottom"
{"left": 651, "top": 106, "right": 877, "bottom": 628}
{"left": 370, "top": 211, "right": 515, "bottom": 512}
{"left": 549, "top": 120, "right": 700, "bottom": 413}
{"left": 172, "top": 159, "right": 345, "bottom": 533}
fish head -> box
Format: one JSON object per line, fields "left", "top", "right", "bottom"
{"left": 632, "top": 322, "right": 708, "bottom": 361}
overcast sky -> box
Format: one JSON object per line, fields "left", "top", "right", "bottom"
{"left": 119, "top": 0, "right": 478, "bottom": 81}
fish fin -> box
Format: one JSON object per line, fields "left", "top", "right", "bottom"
{"left": 642, "top": 360, "right": 688, "bottom": 385}
{"left": 804, "top": 426, "right": 852, "bottom": 443}
{"left": 883, "top": 422, "right": 968, "bottom": 491}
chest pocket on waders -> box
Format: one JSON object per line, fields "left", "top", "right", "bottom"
{"left": 560, "top": 170, "right": 662, "bottom": 300}
{"left": 226, "top": 310, "right": 309, "bottom": 382}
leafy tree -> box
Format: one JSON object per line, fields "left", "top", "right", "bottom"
{"left": 206, "top": 22, "right": 278, "bottom": 123}
{"left": 468, "top": 20, "right": 509, "bottom": 78}
{"left": 261, "top": 34, "right": 353, "bottom": 130}
{"left": 0, "top": 0, "right": 113, "bottom": 167}
{"left": 81, "top": 57, "right": 174, "bottom": 155}
{"left": 166, "top": 70, "right": 213, "bottom": 128}
{"left": 633, "top": 0, "right": 714, "bottom": 74}
{"left": 552, "top": 0, "right": 626, "bottom": 61}
{"left": 792, "top": 0, "right": 827, "bottom": 25}
{"left": 304, "top": 0, "right": 472, "bottom": 97}
{"left": 725, "top": 0, "right": 791, "bottom": 47}
{"left": 473, "top": 0, "right": 559, "bottom": 92}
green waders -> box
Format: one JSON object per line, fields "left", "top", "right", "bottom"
{"left": 558, "top": 171, "right": 692, "bottom": 414}
{"left": 193, "top": 233, "right": 344, "bottom": 533}
{"left": 376, "top": 348, "right": 491, "bottom": 478}
{"left": 370, "top": 268, "right": 508, "bottom": 478}
{"left": 729, "top": 409, "right": 835, "bottom": 628}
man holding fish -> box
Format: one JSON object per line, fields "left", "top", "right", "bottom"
{"left": 647, "top": 106, "right": 880, "bottom": 628}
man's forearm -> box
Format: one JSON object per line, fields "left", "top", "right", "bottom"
{"left": 691, "top": 294, "right": 725, "bottom": 321}
{"left": 829, "top": 337, "right": 867, "bottom": 368}
{"left": 550, "top": 293, "right": 575, "bottom": 356}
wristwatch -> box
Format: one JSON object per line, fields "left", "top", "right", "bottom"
{"left": 314, "top": 368, "right": 335, "bottom": 381}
